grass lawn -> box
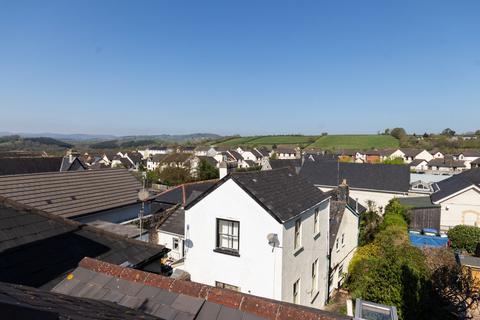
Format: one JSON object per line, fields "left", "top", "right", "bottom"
{"left": 308, "top": 135, "right": 399, "bottom": 150}
{"left": 219, "top": 135, "right": 318, "bottom": 147}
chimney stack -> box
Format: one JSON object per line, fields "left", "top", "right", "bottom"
{"left": 338, "top": 179, "right": 349, "bottom": 202}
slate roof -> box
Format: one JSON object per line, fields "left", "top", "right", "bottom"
{"left": 52, "top": 257, "right": 349, "bottom": 320}
{"left": 400, "top": 148, "right": 424, "bottom": 158}
{"left": 197, "top": 156, "right": 218, "bottom": 167}
{"left": 458, "top": 254, "right": 480, "bottom": 268}
{"left": 0, "top": 200, "right": 167, "bottom": 289}
{"left": 460, "top": 150, "right": 480, "bottom": 157}
{"left": 397, "top": 197, "right": 439, "bottom": 208}
{"left": 127, "top": 152, "right": 143, "bottom": 163}
{"left": 0, "top": 282, "right": 159, "bottom": 320}
{"left": 151, "top": 154, "right": 169, "bottom": 163}
{"left": 299, "top": 158, "right": 410, "bottom": 193}
{"left": 162, "top": 153, "right": 192, "bottom": 164}
{"left": 186, "top": 168, "right": 329, "bottom": 223}
{"left": 0, "top": 157, "right": 64, "bottom": 175}
{"left": 227, "top": 150, "right": 243, "bottom": 161}
{"left": 269, "top": 159, "right": 302, "bottom": 170}
{"left": 472, "top": 158, "right": 480, "bottom": 165}
{"left": 410, "top": 159, "right": 427, "bottom": 166}
{"left": 255, "top": 147, "right": 270, "bottom": 157}
{"left": 158, "top": 207, "right": 185, "bottom": 236}
{"left": 0, "top": 169, "right": 142, "bottom": 218}
{"left": 430, "top": 169, "right": 480, "bottom": 203}
{"left": 154, "top": 180, "right": 218, "bottom": 207}
{"left": 427, "top": 158, "right": 466, "bottom": 168}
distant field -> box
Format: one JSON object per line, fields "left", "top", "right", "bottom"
{"left": 308, "top": 135, "right": 399, "bottom": 150}
{"left": 219, "top": 135, "right": 318, "bottom": 146}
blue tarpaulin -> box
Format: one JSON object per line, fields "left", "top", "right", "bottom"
{"left": 409, "top": 233, "right": 448, "bottom": 248}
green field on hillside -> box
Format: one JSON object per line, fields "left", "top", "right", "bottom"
{"left": 308, "top": 135, "right": 399, "bottom": 150}
{"left": 219, "top": 135, "right": 318, "bottom": 146}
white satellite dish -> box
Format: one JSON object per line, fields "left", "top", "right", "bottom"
{"left": 267, "top": 233, "right": 280, "bottom": 248}
{"left": 138, "top": 190, "right": 150, "bottom": 202}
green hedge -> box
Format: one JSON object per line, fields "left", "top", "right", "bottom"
{"left": 447, "top": 225, "right": 480, "bottom": 254}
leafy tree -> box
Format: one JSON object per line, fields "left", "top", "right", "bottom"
{"left": 441, "top": 128, "right": 456, "bottom": 137}
{"left": 158, "top": 167, "right": 192, "bottom": 186}
{"left": 448, "top": 225, "right": 480, "bottom": 254}
{"left": 384, "top": 128, "right": 391, "bottom": 135}
{"left": 475, "top": 130, "right": 480, "bottom": 136}
{"left": 358, "top": 208, "right": 382, "bottom": 246}
{"left": 347, "top": 199, "right": 430, "bottom": 319}
{"left": 423, "top": 132, "right": 430, "bottom": 138}
{"left": 390, "top": 127, "right": 407, "bottom": 140}
{"left": 197, "top": 159, "right": 219, "bottom": 180}
{"left": 382, "top": 157, "right": 405, "bottom": 165}
{"left": 146, "top": 169, "right": 161, "bottom": 185}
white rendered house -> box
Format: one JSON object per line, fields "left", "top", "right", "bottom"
{"left": 183, "top": 168, "right": 331, "bottom": 309}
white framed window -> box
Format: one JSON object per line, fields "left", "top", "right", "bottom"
{"left": 216, "top": 219, "right": 240, "bottom": 253}
{"left": 172, "top": 238, "right": 179, "bottom": 251}
{"left": 293, "top": 279, "right": 300, "bottom": 304}
{"left": 313, "top": 208, "right": 320, "bottom": 235}
{"left": 294, "top": 219, "right": 302, "bottom": 250}
{"left": 311, "top": 259, "right": 318, "bottom": 293}
{"left": 215, "top": 281, "right": 240, "bottom": 292}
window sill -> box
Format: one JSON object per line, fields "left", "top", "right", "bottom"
{"left": 213, "top": 248, "right": 240, "bottom": 257}
{"left": 313, "top": 232, "right": 321, "bottom": 240}
{"left": 293, "top": 246, "right": 304, "bottom": 256}
{"left": 310, "top": 291, "right": 319, "bottom": 303}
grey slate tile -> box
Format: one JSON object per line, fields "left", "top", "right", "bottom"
{"left": 195, "top": 301, "right": 221, "bottom": 320}
{"left": 52, "top": 278, "right": 81, "bottom": 295}
{"left": 152, "top": 290, "right": 179, "bottom": 305}
{"left": 153, "top": 304, "right": 179, "bottom": 320}
{"left": 119, "top": 295, "right": 146, "bottom": 309}
{"left": 102, "top": 289, "right": 125, "bottom": 303}
{"left": 171, "top": 294, "right": 204, "bottom": 315}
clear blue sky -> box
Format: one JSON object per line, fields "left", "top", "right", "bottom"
{"left": 1, "top": 0, "right": 480, "bottom": 136}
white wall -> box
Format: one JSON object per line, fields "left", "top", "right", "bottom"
{"left": 329, "top": 208, "right": 359, "bottom": 294}
{"left": 158, "top": 231, "right": 184, "bottom": 261}
{"left": 438, "top": 188, "right": 480, "bottom": 231}
{"left": 281, "top": 200, "right": 330, "bottom": 309}
{"left": 184, "top": 179, "right": 284, "bottom": 300}
{"left": 318, "top": 186, "right": 405, "bottom": 213}
{"left": 415, "top": 150, "right": 433, "bottom": 162}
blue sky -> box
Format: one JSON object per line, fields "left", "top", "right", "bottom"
{"left": 1, "top": 1, "right": 480, "bottom": 136}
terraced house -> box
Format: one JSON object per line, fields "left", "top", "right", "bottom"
{"left": 182, "top": 168, "right": 332, "bottom": 309}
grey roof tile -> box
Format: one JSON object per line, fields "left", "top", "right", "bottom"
{"left": 171, "top": 294, "right": 205, "bottom": 315}
{"left": 217, "top": 305, "right": 244, "bottom": 320}
{"left": 153, "top": 304, "right": 179, "bottom": 319}
{"left": 195, "top": 301, "right": 221, "bottom": 320}
{"left": 101, "top": 289, "right": 125, "bottom": 303}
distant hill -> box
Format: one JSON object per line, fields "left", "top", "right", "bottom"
{"left": 0, "top": 135, "right": 73, "bottom": 152}
{"left": 0, "top": 132, "right": 222, "bottom": 143}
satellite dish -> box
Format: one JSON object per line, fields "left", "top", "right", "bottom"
{"left": 267, "top": 233, "right": 280, "bottom": 248}
{"left": 138, "top": 190, "right": 150, "bottom": 202}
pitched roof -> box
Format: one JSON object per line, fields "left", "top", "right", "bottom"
{"left": 227, "top": 150, "right": 243, "bottom": 161}
{"left": 427, "top": 158, "right": 466, "bottom": 168}
{"left": 0, "top": 169, "right": 142, "bottom": 219}
{"left": 0, "top": 200, "right": 167, "bottom": 289}
{"left": 269, "top": 159, "right": 302, "bottom": 170}
{"left": 459, "top": 149, "right": 480, "bottom": 157}
{"left": 0, "top": 157, "right": 63, "bottom": 175}
{"left": 255, "top": 147, "right": 270, "bottom": 157}
{"left": 186, "top": 168, "right": 330, "bottom": 223}
{"left": 52, "top": 257, "right": 349, "bottom": 320}
{"left": 150, "top": 154, "right": 169, "bottom": 162}
{"left": 410, "top": 159, "right": 427, "bottom": 166}
{"left": 400, "top": 148, "right": 424, "bottom": 158}
{"left": 299, "top": 158, "right": 410, "bottom": 193}
{"left": 0, "top": 282, "right": 160, "bottom": 320}
{"left": 127, "top": 152, "right": 143, "bottom": 163}
{"left": 158, "top": 207, "right": 185, "bottom": 236}
{"left": 431, "top": 169, "right": 480, "bottom": 203}
{"left": 397, "top": 196, "right": 439, "bottom": 209}
{"left": 197, "top": 156, "right": 218, "bottom": 167}
{"left": 161, "top": 153, "right": 192, "bottom": 164}
{"left": 154, "top": 180, "right": 218, "bottom": 207}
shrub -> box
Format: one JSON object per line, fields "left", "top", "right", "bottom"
{"left": 447, "top": 225, "right": 480, "bottom": 254}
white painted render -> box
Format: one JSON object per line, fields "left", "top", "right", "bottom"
{"left": 414, "top": 150, "right": 434, "bottom": 162}
{"left": 184, "top": 179, "right": 284, "bottom": 300}
{"left": 329, "top": 207, "right": 359, "bottom": 294}
{"left": 436, "top": 187, "right": 480, "bottom": 231}
{"left": 158, "top": 231, "right": 185, "bottom": 261}
{"left": 281, "top": 200, "right": 330, "bottom": 308}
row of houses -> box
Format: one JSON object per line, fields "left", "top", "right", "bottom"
{"left": 0, "top": 166, "right": 393, "bottom": 319}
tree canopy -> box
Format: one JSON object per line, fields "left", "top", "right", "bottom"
{"left": 390, "top": 127, "right": 407, "bottom": 140}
